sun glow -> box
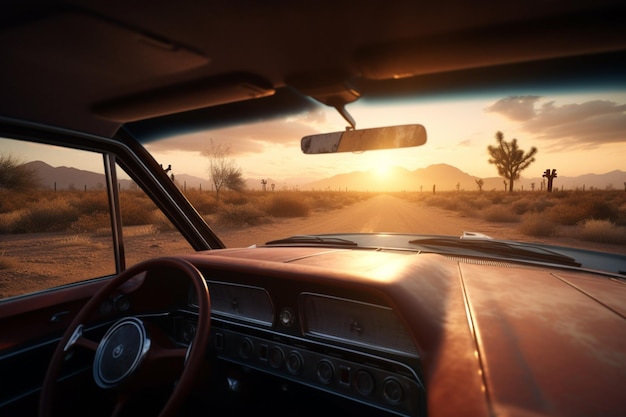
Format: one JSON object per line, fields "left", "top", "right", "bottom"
{"left": 374, "top": 164, "right": 391, "bottom": 178}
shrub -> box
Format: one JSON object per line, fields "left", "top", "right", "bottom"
{"left": 73, "top": 191, "right": 109, "bottom": 214}
{"left": 307, "top": 194, "right": 344, "bottom": 211}
{"left": 546, "top": 199, "right": 618, "bottom": 226}
{"left": 576, "top": 219, "right": 626, "bottom": 244}
{"left": 511, "top": 197, "right": 533, "bottom": 215}
{"left": 465, "top": 196, "right": 492, "bottom": 211}
{"left": 455, "top": 202, "right": 480, "bottom": 218}
{"left": 480, "top": 205, "right": 519, "bottom": 222}
{"left": 488, "top": 192, "right": 505, "bottom": 205}
{"left": 70, "top": 212, "right": 111, "bottom": 233}
{"left": 216, "top": 203, "right": 269, "bottom": 226}
{"left": 517, "top": 212, "right": 558, "bottom": 237}
{"left": 11, "top": 198, "right": 79, "bottom": 233}
{"left": 0, "top": 189, "right": 39, "bottom": 213}
{"left": 184, "top": 189, "right": 221, "bottom": 214}
{"left": 527, "top": 196, "right": 554, "bottom": 213}
{"left": 222, "top": 192, "right": 250, "bottom": 206}
{"left": 266, "top": 193, "right": 310, "bottom": 217}
{"left": 0, "top": 210, "right": 26, "bottom": 233}
{"left": 120, "top": 191, "right": 158, "bottom": 226}
{"left": 544, "top": 203, "right": 586, "bottom": 226}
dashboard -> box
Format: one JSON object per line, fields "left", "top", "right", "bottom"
{"left": 172, "top": 249, "right": 427, "bottom": 416}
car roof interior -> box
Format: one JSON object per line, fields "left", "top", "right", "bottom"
{"left": 1, "top": 0, "right": 625, "bottom": 139}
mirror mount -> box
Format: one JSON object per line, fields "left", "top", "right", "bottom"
{"left": 334, "top": 104, "right": 356, "bottom": 131}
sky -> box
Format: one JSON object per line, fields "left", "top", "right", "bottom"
{"left": 3, "top": 89, "right": 625, "bottom": 187}
{"left": 143, "top": 90, "right": 626, "bottom": 186}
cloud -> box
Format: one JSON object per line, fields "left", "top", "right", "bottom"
{"left": 484, "top": 96, "right": 541, "bottom": 121}
{"left": 486, "top": 96, "right": 626, "bottom": 149}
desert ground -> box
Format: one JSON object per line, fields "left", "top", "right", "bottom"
{"left": 1, "top": 194, "right": 624, "bottom": 299}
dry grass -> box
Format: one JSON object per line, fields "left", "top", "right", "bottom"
{"left": 398, "top": 189, "right": 626, "bottom": 244}
{"left": 216, "top": 202, "right": 270, "bottom": 226}
{"left": 517, "top": 212, "right": 558, "bottom": 237}
{"left": 576, "top": 219, "right": 626, "bottom": 244}
{"left": 70, "top": 212, "right": 110, "bottom": 232}
{"left": 3, "top": 187, "right": 624, "bottom": 248}
{"left": 265, "top": 193, "right": 311, "bottom": 217}
{"left": 480, "top": 205, "right": 520, "bottom": 222}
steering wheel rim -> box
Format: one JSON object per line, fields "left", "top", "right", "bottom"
{"left": 39, "top": 257, "right": 211, "bottom": 417}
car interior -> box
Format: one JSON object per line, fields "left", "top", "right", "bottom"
{"left": 1, "top": 1, "right": 625, "bottom": 417}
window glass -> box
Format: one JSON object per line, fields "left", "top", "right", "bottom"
{"left": 0, "top": 138, "right": 115, "bottom": 299}
{"left": 117, "top": 164, "right": 194, "bottom": 267}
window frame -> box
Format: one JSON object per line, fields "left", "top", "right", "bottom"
{"left": 0, "top": 117, "right": 223, "bottom": 298}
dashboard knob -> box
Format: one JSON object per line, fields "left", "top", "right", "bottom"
{"left": 354, "top": 370, "right": 375, "bottom": 396}
{"left": 316, "top": 360, "right": 334, "bottom": 384}
{"left": 268, "top": 346, "right": 284, "bottom": 368}
{"left": 286, "top": 351, "right": 304, "bottom": 375}
{"left": 383, "top": 377, "right": 404, "bottom": 404}
{"left": 239, "top": 338, "right": 253, "bottom": 359}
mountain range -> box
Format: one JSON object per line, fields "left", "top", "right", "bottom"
{"left": 299, "top": 164, "right": 626, "bottom": 192}
{"left": 25, "top": 161, "right": 625, "bottom": 192}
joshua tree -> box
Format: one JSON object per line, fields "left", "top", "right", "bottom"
{"left": 488, "top": 131, "right": 537, "bottom": 192}
{"left": 475, "top": 178, "right": 484, "bottom": 192}
{"left": 261, "top": 179, "right": 267, "bottom": 192}
{"left": 542, "top": 169, "right": 557, "bottom": 192}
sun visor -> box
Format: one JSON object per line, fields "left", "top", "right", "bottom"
{"left": 93, "top": 74, "right": 275, "bottom": 122}
{"left": 0, "top": 11, "right": 210, "bottom": 84}
{"left": 356, "top": 11, "right": 626, "bottom": 80}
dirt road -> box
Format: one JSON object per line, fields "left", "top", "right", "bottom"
{"left": 218, "top": 194, "right": 624, "bottom": 255}
{"left": 219, "top": 194, "right": 529, "bottom": 247}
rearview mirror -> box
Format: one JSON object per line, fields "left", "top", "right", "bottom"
{"left": 301, "top": 124, "right": 426, "bottom": 154}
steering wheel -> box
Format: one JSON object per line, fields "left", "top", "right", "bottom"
{"left": 39, "top": 257, "right": 211, "bottom": 417}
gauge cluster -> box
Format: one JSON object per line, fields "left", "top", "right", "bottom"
{"left": 184, "top": 276, "right": 424, "bottom": 416}
{"left": 206, "top": 281, "right": 274, "bottom": 326}
{"left": 300, "top": 293, "right": 419, "bottom": 357}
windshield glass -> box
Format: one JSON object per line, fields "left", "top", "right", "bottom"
{"left": 144, "top": 87, "right": 626, "bottom": 255}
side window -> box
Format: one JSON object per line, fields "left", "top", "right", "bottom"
{"left": 0, "top": 138, "right": 115, "bottom": 299}
{"left": 0, "top": 137, "right": 195, "bottom": 301}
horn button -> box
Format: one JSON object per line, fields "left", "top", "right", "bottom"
{"left": 93, "top": 317, "right": 151, "bottom": 388}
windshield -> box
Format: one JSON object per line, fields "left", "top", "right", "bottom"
{"left": 142, "top": 86, "right": 626, "bottom": 255}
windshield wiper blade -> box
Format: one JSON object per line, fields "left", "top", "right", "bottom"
{"left": 408, "top": 237, "right": 581, "bottom": 267}
{"left": 265, "top": 235, "right": 358, "bottom": 247}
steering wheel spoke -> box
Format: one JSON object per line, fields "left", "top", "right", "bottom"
{"left": 149, "top": 345, "right": 188, "bottom": 362}
{"left": 64, "top": 324, "right": 100, "bottom": 352}
{"left": 40, "top": 257, "right": 211, "bottom": 417}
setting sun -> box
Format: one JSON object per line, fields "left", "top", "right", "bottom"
{"left": 374, "top": 163, "right": 392, "bottom": 178}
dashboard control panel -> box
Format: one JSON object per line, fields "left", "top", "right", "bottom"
{"left": 210, "top": 325, "right": 424, "bottom": 416}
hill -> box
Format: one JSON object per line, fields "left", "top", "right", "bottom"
{"left": 24, "top": 161, "right": 625, "bottom": 193}
{"left": 303, "top": 164, "right": 626, "bottom": 192}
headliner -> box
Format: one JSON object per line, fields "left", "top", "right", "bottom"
{"left": 1, "top": 0, "right": 625, "bottom": 139}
